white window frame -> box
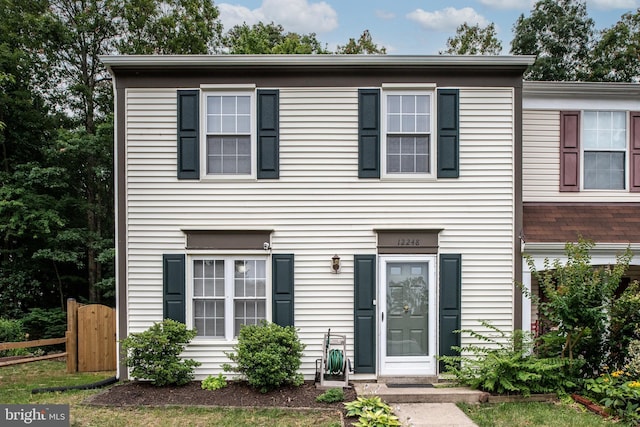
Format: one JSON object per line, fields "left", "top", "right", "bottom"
{"left": 187, "top": 254, "right": 269, "bottom": 341}
{"left": 381, "top": 89, "right": 435, "bottom": 179}
{"left": 200, "top": 85, "right": 256, "bottom": 180}
{"left": 581, "top": 110, "right": 628, "bottom": 191}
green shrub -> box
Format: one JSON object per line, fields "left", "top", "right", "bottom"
{"left": 608, "top": 282, "right": 640, "bottom": 370}
{"left": 121, "top": 319, "right": 200, "bottom": 386}
{"left": 316, "top": 388, "right": 344, "bottom": 403}
{"left": 0, "top": 318, "right": 28, "bottom": 357}
{"left": 222, "top": 321, "right": 305, "bottom": 393}
{"left": 21, "top": 308, "right": 66, "bottom": 340}
{"left": 440, "top": 321, "right": 581, "bottom": 396}
{"left": 201, "top": 373, "right": 227, "bottom": 390}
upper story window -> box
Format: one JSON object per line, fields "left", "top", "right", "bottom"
{"left": 383, "top": 92, "right": 433, "bottom": 176}
{"left": 583, "top": 111, "right": 626, "bottom": 190}
{"left": 191, "top": 257, "right": 266, "bottom": 339}
{"left": 205, "top": 93, "right": 254, "bottom": 176}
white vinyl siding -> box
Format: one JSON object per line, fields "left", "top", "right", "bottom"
{"left": 124, "top": 87, "right": 516, "bottom": 378}
{"left": 523, "top": 109, "right": 638, "bottom": 202}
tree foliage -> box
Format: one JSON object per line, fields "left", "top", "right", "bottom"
{"left": 441, "top": 23, "right": 502, "bottom": 55}
{"left": 223, "top": 22, "right": 329, "bottom": 54}
{"left": 510, "top": 0, "right": 594, "bottom": 81}
{"left": 588, "top": 10, "right": 640, "bottom": 82}
{"left": 116, "top": 0, "right": 223, "bottom": 55}
{"left": 336, "top": 30, "right": 386, "bottom": 54}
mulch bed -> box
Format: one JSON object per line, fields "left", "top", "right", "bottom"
{"left": 88, "top": 380, "right": 358, "bottom": 424}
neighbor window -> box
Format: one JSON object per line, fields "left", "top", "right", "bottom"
{"left": 205, "top": 94, "right": 253, "bottom": 175}
{"left": 192, "top": 257, "right": 266, "bottom": 338}
{"left": 385, "top": 93, "right": 432, "bottom": 175}
{"left": 583, "top": 111, "right": 626, "bottom": 190}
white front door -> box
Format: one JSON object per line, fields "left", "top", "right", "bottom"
{"left": 379, "top": 255, "right": 437, "bottom": 376}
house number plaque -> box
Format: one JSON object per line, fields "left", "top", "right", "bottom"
{"left": 376, "top": 229, "right": 442, "bottom": 254}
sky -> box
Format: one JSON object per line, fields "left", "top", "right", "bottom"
{"left": 215, "top": 0, "right": 640, "bottom": 54}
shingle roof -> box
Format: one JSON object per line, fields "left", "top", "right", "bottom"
{"left": 523, "top": 203, "right": 640, "bottom": 243}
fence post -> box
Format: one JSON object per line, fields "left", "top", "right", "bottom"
{"left": 66, "top": 298, "right": 78, "bottom": 373}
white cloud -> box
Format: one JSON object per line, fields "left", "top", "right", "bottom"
{"left": 588, "top": 0, "right": 639, "bottom": 9}
{"left": 218, "top": 0, "right": 338, "bottom": 34}
{"left": 478, "top": 0, "right": 534, "bottom": 9}
{"left": 375, "top": 10, "right": 396, "bottom": 20}
{"left": 406, "top": 7, "right": 489, "bottom": 32}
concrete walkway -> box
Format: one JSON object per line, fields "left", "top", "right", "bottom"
{"left": 392, "top": 403, "right": 478, "bottom": 427}
{"left": 353, "top": 383, "right": 482, "bottom": 426}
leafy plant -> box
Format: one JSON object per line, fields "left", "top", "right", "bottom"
{"left": 201, "top": 373, "right": 227, "bottom": 391}
{"left": 440, "top": 321, "right": 581, "bottom": 396}
{"left": 223, "top": 321, "right": 305, "bottom": 393}
{"left": 608, "top": 282, "right": 640, "bottom": 370}
{"left": 344, "top": 396, "right": 392, "bottom": 418}
{"left": 121, "top": 319, "right": 200, "bottom": 386}
{"left": 316, "top": 388, "right": 344, "bottom": 403}
{"left": 583, "top": 367, "right": 640, "bottom": 424}
{"left": 353, "top": 409, "right": 401, "bottom": 427}
{"left": 344, "top": 396, "right": 400, "bottom": 427}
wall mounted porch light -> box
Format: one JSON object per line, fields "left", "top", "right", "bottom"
{"left": 332, "top": 254, "right": 341, "bottom": 273}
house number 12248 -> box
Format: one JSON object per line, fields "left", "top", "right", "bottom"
{"left": 397, "top": 239, "right": 420, "bottom": 246}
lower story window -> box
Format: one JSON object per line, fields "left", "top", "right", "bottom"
{"left": 192, "top": 257, "right": 266, "bottom": 338}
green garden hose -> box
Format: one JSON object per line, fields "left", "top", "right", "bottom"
{"left": 327, "top": 348, "right": 344, "bottom": 375}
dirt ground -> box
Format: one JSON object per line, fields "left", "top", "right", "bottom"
{"left": 89, "top": 380, "right": 359, "bottom": 424}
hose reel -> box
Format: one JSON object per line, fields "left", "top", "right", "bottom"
{"left": 316, "top": 329, "right": 351, "bottom": 388}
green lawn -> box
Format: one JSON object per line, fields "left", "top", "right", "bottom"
{"left": 0, "top": 361, "right": 342, "bottom": 427}
{"left": 1, "top": 360, "right": 622, "bottom": 427}
{"left": 459, "top": 401, "right": 618, "bottom": 427}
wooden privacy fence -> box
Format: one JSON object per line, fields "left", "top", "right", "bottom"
{"left": 0, "top": 299, "right": 116, "bottom": 372}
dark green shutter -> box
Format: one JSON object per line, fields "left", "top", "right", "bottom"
{"left": 358, "top": 89, "right": 380, "bottom": 178}
{"left": 177, "top": 90, "right": 200, "bottom": 179}
{"left": 437, "top": 89, "right": 460, "bottom": 178}
{"left": 439, "top": 254, "right": 461, "bottom": 371}
{"left": 163, "top": 254, "right": 186, "bottom": 323}
{"left": 257, "top": 90, "right": 279, "bottom": 179}
{"left": 272, "top": 254, "right": 294, "bottom": 326}
{"left": 354, "top": 255, "right": 376, "bottom": 373}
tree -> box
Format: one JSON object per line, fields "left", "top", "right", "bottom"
{"left": 223, "top": 22, "right": 329, "bottom": 54}
{"left": 336, "top": 30, "right": 386, "bottom": 54}
{"left": 440, "top": 23, "right": 502, "bottom": 55}
{"left": 588, "top": 10, "right": 640, "bottom": 82}
{"left": 510, "top": 0, "right": 594, "bottom": 81}
{"left": 116, "top": 0, "right": 223, "bottom": 54}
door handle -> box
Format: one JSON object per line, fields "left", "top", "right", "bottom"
{"left": 381, "top": 312, "right": 384, "bottom": 322}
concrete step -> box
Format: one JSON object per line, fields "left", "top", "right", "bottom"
{"left": 354, "top": 383, "right": 489, "bottom": 404}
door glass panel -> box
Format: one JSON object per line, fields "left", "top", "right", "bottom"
{"left": 386, "top": 262, "right": 429, "bottom": 356}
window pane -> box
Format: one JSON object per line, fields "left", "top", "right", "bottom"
{"left": 416, "top": 136, "right": 429, "bottom": 154}
{"left": 388, "top": 115, "right": 400, "bottom": 132}
{"left": 238, "top": 138, "right": 251, "bottom": 155}
{"left": 598, "top": 111, "right": 612, "bottom": 130}
{"left": 208, "top": 156, "right": 222, "bottom": 174}
{"left": 583, "top": 111, "right": 597, "bottom": 130}
{"left": 222, "top": 115, "right": 236, "bottom": 133}
{"left": 416, "top": 115, "right": 428, "bottom": 132}
{"left": 221, "top": 96, "right": 236, "bottom": 114}
{"left": 194, "top": 260, "right": 204, "bottom": 278}
{"left": 237, "top": 115, "right": 251, "bottom": 134}
{"left": 237, "top": 96, "right": 250, "bottom": 114}
{"left": 194, "top": 300, "right": 204, "bottom": 317}
{"left": 207, "top": 116, "right": 221, "bottom": 133}
{"left": 416, "top": 155, "right": 428, "bottom": 172}
{"left": 416, "top": 96, "right": 429, "bottom": 114}
{"left": 208, "top": 96, "right": 221, "bottom": 114}
{"left": 194, "top": 279, "right": 203, "bottom": 296}
{"left": 402, "top": 115, "right": 415, "bottom": 132}
{"left": 204, "top": 279, "right": 215, "bottom": 296}
{"left": 388, "top": 95, "right": 400, "bottom": 113}
{"left": 388, "top": 137, "right": 400, "bottom": 154}
{"left": 584, "top": 152, "right": 625, "bottom": 189}
{"left": 256, "top": 280, "right": 266, "bottom": 297}
{"left": 387, "top": 154, "right": 400, "bottom": 172}
{"left": 400, "top": 155, "right": 414, "bottom": 172}
{"left": 402, "top": 95, "right": 415, "bottom": 113}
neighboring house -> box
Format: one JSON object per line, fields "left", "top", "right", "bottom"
{"left": 101, "top": 55, "right": 534, "bottom": 381}
{"left": 521, "top": 81, "right": 640, "bottom": 334}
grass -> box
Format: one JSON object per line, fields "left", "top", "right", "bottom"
{"left": 0, "top": 360, "right": 342, "bottom": 427}
{"left": 459, "top": 401, "right": 618, "bottom": 427}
